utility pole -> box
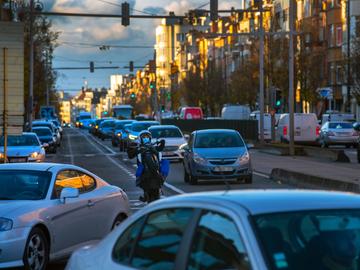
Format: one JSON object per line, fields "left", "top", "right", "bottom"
{"left": 3, "top": 48, "right": 8, "bottom": 163}
{"left": 289, "top": 0, "right": 295, "bottom": 155}
{"left": 45, "top": 49, "right": 49, "bottom": 106}
{"left": 28, "top": 0, "right": 34, "bottom": 130}
{"left": 259, "top": 0, "right": 265, "bottom": 145}
{"left": 347, "top": 0, "right": 351, "bottom": 112}
{"left": 153, "top": 49, "right": 160, "bottom": 121}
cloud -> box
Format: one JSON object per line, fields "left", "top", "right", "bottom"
{"left": 143, "top": 6, "right": 167, "bottom": 15}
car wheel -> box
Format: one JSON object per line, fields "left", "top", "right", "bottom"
{"left": 320, "top": 140, "right": 328, "bottom": 148}
{"left": 189, "top": 173, "right": 198, "bottom": 185}
{"left": 52, "top": 147, "right": 57, "bottom": 154}
{"left": 112, "top": 214, "right": 127, "bottom": 230}
{"left": 244, "top": 174, "right": 253, "bottom": 184}
{"left": 112, "top": 141, "right": 118, "bottom": 147}
{"left": 23, "top": 227, "right": 49, "bottom": 270}
{"left": 184, "top": 169, "right": 190, "bottom": 183}
{"left": 119, "top": 143, "right": 124, "bottom": 152}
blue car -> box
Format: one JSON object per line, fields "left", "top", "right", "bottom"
{"left": 126, "top": 121, "right": 160, "bottom": 143}
{"left": 182, "top": 129, "right": 252, "bottom": 185}
{"left": 111, "top": 120, "right": 136, "bottom": 148}
{"left": 98, "top": 119, "right": 115, "bottom": 140}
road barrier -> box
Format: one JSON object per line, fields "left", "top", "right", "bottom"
{"left": 161, "top": 119, "right": 258, "bottom": 141}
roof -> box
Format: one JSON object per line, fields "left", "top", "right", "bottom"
{"left": 149, "top": 125, "right": 179, "bottom": 129}
{"left": 156, "top": 190, "right": 360, "bottom": 215}
{"left": 194, "top": 129, "right": 237, "bottom": 134}
{"left": 132, "top": 121, "right": 159, "bottom": 125}
{"left": 0, "top": 163, "right": 58, "bottom": 171}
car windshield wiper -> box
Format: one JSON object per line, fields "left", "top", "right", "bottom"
{"left": 0, "top": 197, "right": 14, "bottom": 200}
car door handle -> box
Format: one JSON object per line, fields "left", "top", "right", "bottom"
{"left": 87, "top": 200, "right": 95, "bottom": 207}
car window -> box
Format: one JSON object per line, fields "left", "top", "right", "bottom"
{"left": 131, "top": 208, "right": 194, "bottom": 269}
{"left": 194, "top": 132, "right": 244, "bottom": 148}
{"left": 78, "top": 171, "right": 96, "bottom": 193}
{"left": 151, "top": 128, "right": 183, "bottom": 138}
{"left": 329, "top": 122, "right": 353, "bottom": 129}
{"left": 52, "top": 170, "right": 84, "bottom": 199}
{"left": 187, "top": 210, "right": 251, "bottom": 270}
{"left": 0, "top": 135, "right": 40, "bottom": 146}
{"left": 113, "top": 216, "right": 146, "bottom": 265}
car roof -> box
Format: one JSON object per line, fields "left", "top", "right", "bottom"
{"left": 0, "top": 162, "right": 81, "bottom": 172}
{"left": 149, "top": 125, "right": 179, "bottom": 130}
{"left": 133, "top": 121, "right": 159, "bottom": 125}
{"left": 32, "top": 126, "right": 51, "bottom": 130}
{"left": 194, "top": 129, "right": 237, "bottom": 134}
{"left": 154, "top": 190, "right": 360, "bottom": 215}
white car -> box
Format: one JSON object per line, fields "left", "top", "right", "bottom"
{"left": 0, "top": 132, "right": 46, "bottom": 163}
{"left": 148, "top": 125, "right": 187, "bottom": 161}
{"left": 67, "top": 190, "right": 360, "bottom": 270}
{"left": 0, "top": 163, "right": 130, "bottom": 270}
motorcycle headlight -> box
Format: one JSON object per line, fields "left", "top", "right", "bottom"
{"left": 193, "top": 153, "right": 207, "bottom": 165}
{"left": 0, "top": 218, "right": 13, "bottom": 231}
{"left": 237, "top": 152, "right": 250, "bottom": 165}
{"left": 30, "top": 152, "right": 39, "bottom": 158}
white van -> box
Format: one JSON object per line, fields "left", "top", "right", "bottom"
{"left": 277, "top": 113, "right": 320, "bottom": 143}
{"left": 250, "top": 112, "right": 272, "bottom": 141}
{"left": 221, "top": 105, "right": 251, "bottom": 120}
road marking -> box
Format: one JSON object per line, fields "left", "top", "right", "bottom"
{"left": 164, "top": 182, "right": 185, "bottom": 194}
{"left": 67, "top": 131, "right": 74, "bottom": 165}
{"left": 253, "top": 171, "right": 270, "bottom": 179}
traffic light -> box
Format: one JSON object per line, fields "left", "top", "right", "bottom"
{"left": 130, "top": 92, "right": 136, "bottom": 99}
{"left": 90, "top": 61, "right": 94, "bottom": 73}
{"left": 275, "top": 90, "right": 282, "bottom": 108}
{"left": 161, "top": 105, "right": 165, "bottom": 113}
{"left": 122, "top": 2, "right": 130, "bottom": 26}
{"left": 149, "top": 81, "right": 155, "bottom": 90}
{"left": 210, "top": 0, "right": 218, "bottom": 21}
{"left": 129, "top": 61, "right": 134, "bottom": 72}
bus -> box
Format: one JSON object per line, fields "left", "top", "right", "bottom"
{"left": 112, "top": 105, "right": 133, "bottom": 119}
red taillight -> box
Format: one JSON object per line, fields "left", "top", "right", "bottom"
{"left": 283, "top": 126, "right": 288, "bottom": 136}
{"left": 316, "top": 126, "right": 320, "bottom": 136}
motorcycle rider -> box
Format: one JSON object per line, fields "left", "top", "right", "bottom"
{"left": 127, "top": 130, "right": 168, "bottom": 202}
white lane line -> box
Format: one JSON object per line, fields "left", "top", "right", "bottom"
{"left": 81, "top": 129, "right": 117, "bottom": 155}
{"left": 67, "top": 131, "right": 74, "bottom": 165}
{"left": 253, "top": 171, "right": 270, "bottom": 179}
{"left": 164, "top": 182, "right": 185, "bottom": 194}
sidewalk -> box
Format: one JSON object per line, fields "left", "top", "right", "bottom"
{"left": 251, "top": 150, "right": 360, "bottom": 184}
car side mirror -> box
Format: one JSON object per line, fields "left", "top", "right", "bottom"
{"left": 60, "top": 187, "right": 79, "bottom": 203}
{"left": 354, "top": 123, "right": 360, "bottom": 132}
{"left": 42, "top": 143, "right": 49, "bottom": 148}
{"left": 184, "top": 134, "right": 190, "bottom": 141}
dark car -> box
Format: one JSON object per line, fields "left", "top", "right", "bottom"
{"left": 32, "top": 120, "right": 61, "bottom": 147}
{"left": 98, "top": 120, "right": 116, "bottom": 140}
{"left": 111, "top": 120, "right": 135, "bottom": 148}
{"left": 32, "top": 127, "right": 57, "bottom": 153}
{"left": 182, "top": 129, "right": 252, "bottom": 185}
{"left": 354, "top": 122, "right": 360, "bottom": 163}
{"left": 90, "top": 118, "right": 107, "bottom": 136}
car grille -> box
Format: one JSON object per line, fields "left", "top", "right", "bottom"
{"left": 211, "top": 170, "right": 235, "bottom": 175}
{"left": 163, "top": 146, "right": 179, "bottom": 152}
{"left": 209, "top": 158, "right": 237, "bottom": 165}
{"left": 334, "top": 132, "right": 353, "bottom": 136}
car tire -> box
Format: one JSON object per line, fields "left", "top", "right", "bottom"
{"left": 184, "top": 169, "right": 190, "bottom": 183}
{"left": 189, "top": 173, "right": 198, "bottom": 185}
{"left": 244, "top": 174, "right": 253, "bottom": 184}
{"left": 23, "top": 227, "right": 49, "bottom": 270}
{"left": 111, "top": 214, "right": 127, "bottom": 230}
{"left": 320, "top": 140, "right": 328, "bottom": 148}
{"left": 52, "top": 147, "right": 57, "bottom": 154}
{"left": 112, "top": 141, "right": 118, "bottom": 147}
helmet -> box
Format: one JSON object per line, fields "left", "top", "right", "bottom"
{"left": 139, "top": 130, "right": 152, "bottom": 144}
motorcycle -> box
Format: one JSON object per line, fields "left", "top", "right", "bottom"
{"left": 129, "top": 140, "right": 169, "bottom": 202}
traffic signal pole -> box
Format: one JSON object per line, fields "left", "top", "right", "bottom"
{"left": 259, "top": 0, "right": 265, "bottom": 145}
{"left": 289, "top": 0, "right": 295, "bottom": 156}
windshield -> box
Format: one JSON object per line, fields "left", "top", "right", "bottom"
{"left": 101, "top": 121, "right": 115, "bottom": 128}
{"left": 51, "top": 120, "right": 60, "bottom": 127}
{"left": 115, "top": 121, "right": 132, "bottom": 130}
{"left": 329, "top": 122, "right": 353, "bottom": 129}
{"left": 194, "top": 132, "right": 244, "bottom": 148}
{"left": 32, "top": 128, "right": 52, "bottom": 137}
{"left": 132, "top": 122, "right": 159, "bottom": 132}
{"left": 79, "top": 115, "right": 91, "bottom": 120}
{"left": 113, "top": 108, "right": 132, "bottom": 119}
{"left": 254, "top": 209, "right": 360, "bottom": 270}
{"left": 151, "top": 128, "right": 182, "bottom": 138}
{"left": 0, "top": 135, "right": 40, "bottom": 147}
{"left": 32, "top": 123, "right": 54, "bottom": 132}
{"left": 0, "top": 171, "right": 51, "bottom": 200}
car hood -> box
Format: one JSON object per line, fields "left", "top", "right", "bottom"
{"left": 0, "top": 200, "right": 43, "bottom": 218}
{"left": 155, "top": 137, "right": 187, "bottom": 146}
{"left": 0, "top": 146, "right": 41, "bottom": 156}
{"left": 194, "top": 147, "right": 247, "bottom": 159}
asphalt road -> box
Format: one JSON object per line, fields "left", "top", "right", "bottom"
{"left": 39, "top": 127, "right": 288, "bottom": 270}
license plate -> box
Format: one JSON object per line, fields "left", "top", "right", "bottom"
{"left": 295, "top": 131, "right": 301, "bottom": 136}
{"left": 9, "top": 158, "right": 27, "bottom": 163}
{"left": 214, "top": 166, "right": 233, "bottom": 172}
{"left": 163, "top": 152, "right": 172, "bottom": 156}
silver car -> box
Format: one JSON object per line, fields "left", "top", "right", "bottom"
{"left": 0, "top": 163, "right": 130, "bottom": 270}
{"left": 0, "top": 133, "right": 46, "bottom": 163}
{"left": 67, "top": 190, "right": 360, "bottom": 270}
{"left": 320, "top": 121, "right": 359, "bottom": 147}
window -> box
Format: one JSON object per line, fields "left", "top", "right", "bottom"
{"left": 78, "top": 172, "right": 96, "bottom": 192}
{"left": 112, "top": 216, "right": 146, "bottom": 265}
{"left": 336, "top": 26, "right": 342, "bottom": 47}
{"left": 131, "top": 208, "right": 194, "bottom": 269}
{"left": 53, "top": 170, "right": 84, "bottom": 199}
{"left": 329, "top": 24, "right": 335, "bottom": 47}
{"left": 187, "top": 211, "right": 251, "bottom": 270}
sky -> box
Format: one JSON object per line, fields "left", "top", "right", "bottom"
{"left": 44, "top": 0, "right": 243, "bottom": 95}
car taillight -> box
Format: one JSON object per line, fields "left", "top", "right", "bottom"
{"left": 283, "top": 126, "right": 288, "bottom": 136}
{"left": 316, "top": 126, "right": 320, "bottom": 136}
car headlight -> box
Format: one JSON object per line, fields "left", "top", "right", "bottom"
{"left": 30, "top": 152, "right": 40, "bottom": 158}
{"left": 0, "top": 217, "right": 13, "bottom": 231}
{"left": 95, "top": 125, "right": 99, "bottom": 129}
{"left": 129, "top": 134, "right": 137, "bottom": 140}
{"left": 117, "top": 132, "right": 122, "bottom": 137}
{"left": 193, "top": 153, "right": 207, "bottom": 165}
{"left": 0, "top": 153, "right": 4, "bottom": 159}
{"left": 237, "top": 152, "right": 250, "bottom": 165}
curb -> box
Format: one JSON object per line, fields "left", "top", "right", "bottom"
{"left": 270, "top": 168, "right": 360, "bottom": 193}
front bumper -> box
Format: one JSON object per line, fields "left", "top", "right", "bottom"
{"left": 0, "top": 226, "right": 31, "bottom": 268}
{"left": 162, "top": 150, "right": 183, "bottom": 160}
{"left": 190, "top": 160, "right": 251, "bottom": 179}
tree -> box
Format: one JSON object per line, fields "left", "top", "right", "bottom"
{"left": 350, "top": 38, "right": 360, "bottom": 105}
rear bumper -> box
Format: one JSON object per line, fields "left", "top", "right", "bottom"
{"left": 190, "top": 161, "right": 252, "bottom": 179}
{"left": 325, "top": 136, "right": 358, "bottom": 144}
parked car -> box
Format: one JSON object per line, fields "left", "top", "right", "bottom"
{"left": 250, "top": 112, "right": 272, "bottom": 141}
{"left": 179, "top": 107, "right": 203, "bottom": 120}
{"left": 319, "top": 121, "right": 359, "bottom": 148}
{"left": 32, "top": 126, "right": 57, "bottom": 153}
{"left": 276, "top": 113, "right": 320, "bottom": 143}
{"left": 50, "top": 119, "right": 63, "bottom": 136}
{"left": 221, "top": 104, "right": 251, "bottom": 120}
{"left": 67, "top": 190, "right": 360, "bottom": 270}
{"left": 182, "top": 129, "right": 252, "bottom": 185}
{"left": 126, "top": 121, "right": 160, "bottom": 143}
{"left": 148, "top": 125, "right": 187, "bottom": 161}
{"left": 111, "top": 120, "right": 135, "bottom": 148}
{"left": 32, "top": 120, "right": 61, "bottom": 147}
{"left": 0, "top": 133, "right": 46, "bottom": 163}
{"left": 98, "top": 120, "right": 116, "bottom": 140}
{"left": 120, "top": 123, "right": 134, "bottom": 151}
{"left": 0, "top": 163, "right": 130, "bottom": 270}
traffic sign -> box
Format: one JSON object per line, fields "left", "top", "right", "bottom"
{"left": 40, "top": 106, "right": 56, "bottom": 119}
{"left": 317, "top": 88, "right": 333, "bottom": 99}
